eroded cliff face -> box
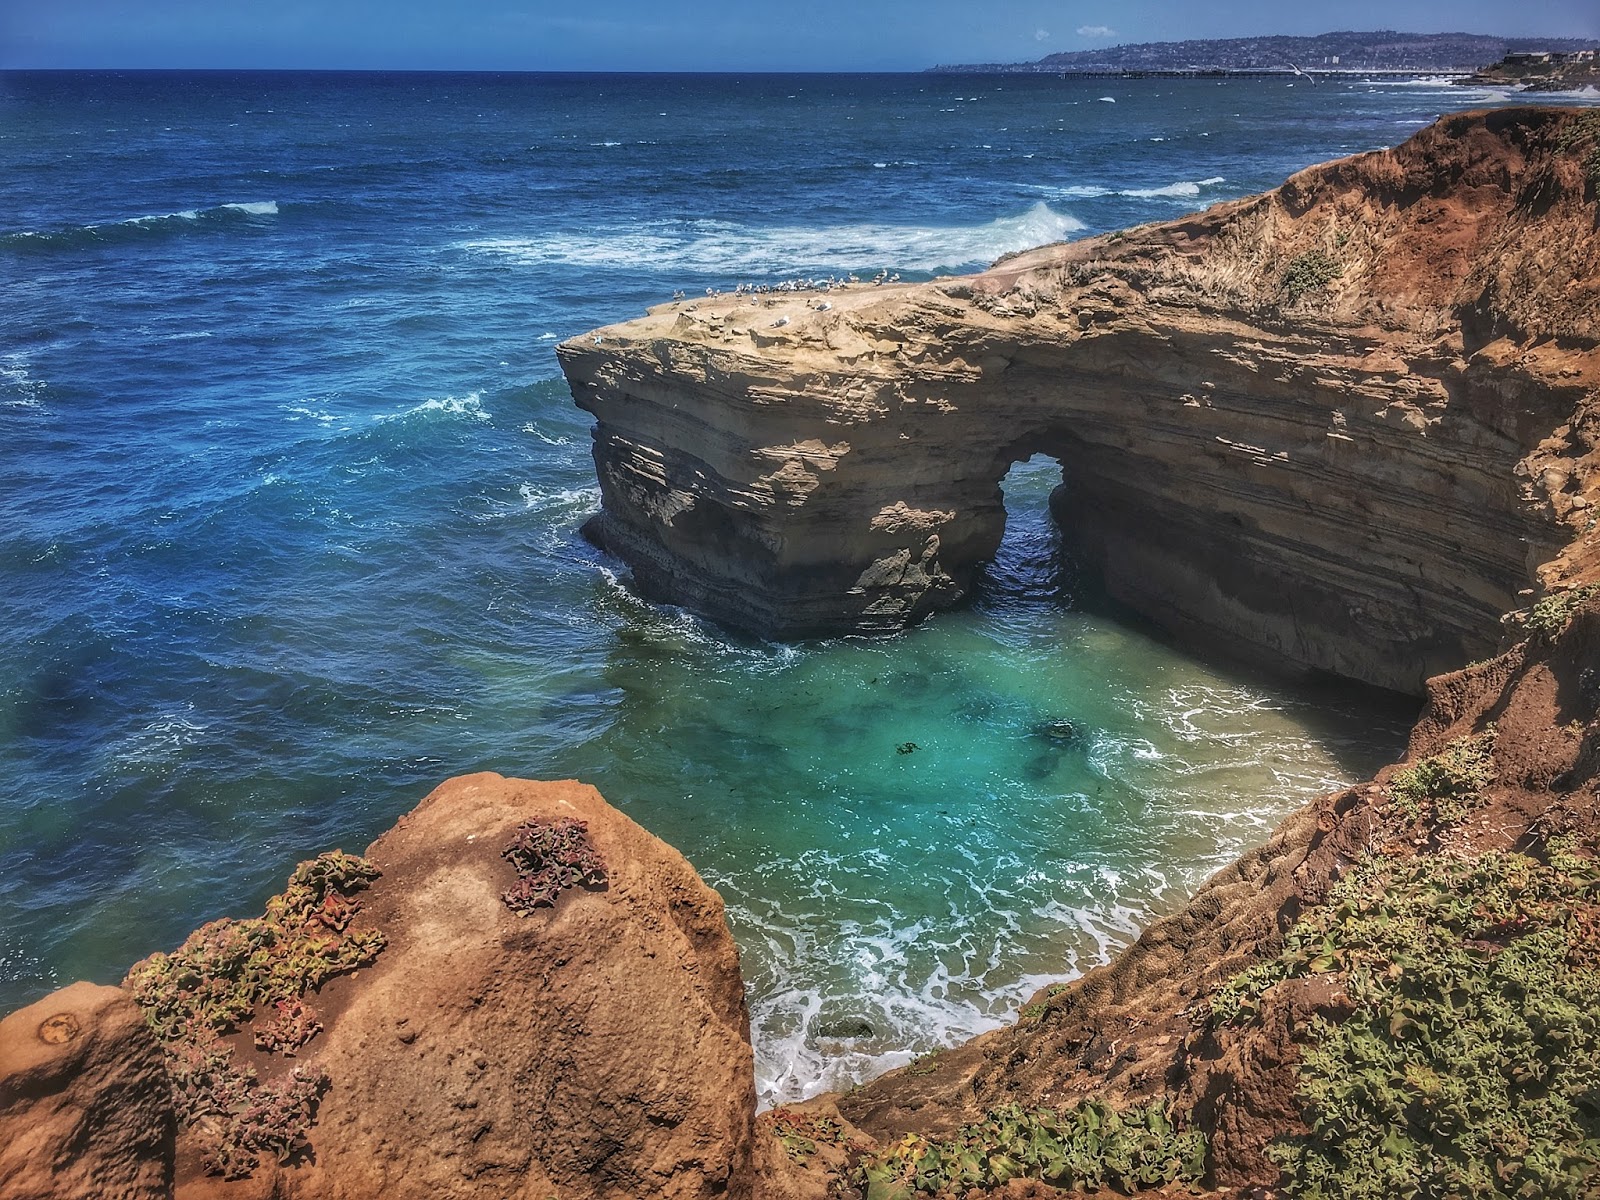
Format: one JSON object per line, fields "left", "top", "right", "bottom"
{"left": 559, "top": 107, "right": 1600, "bottom": 694}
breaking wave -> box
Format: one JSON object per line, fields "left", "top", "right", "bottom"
{"left": 3, "top": 200, "right": 281, "bottom": 251}
{"left": 455, "top": 201, "right": 1085, "bottom": 277}
{"left": 1038, "top": 175, "right": 1228, "bottom": 201}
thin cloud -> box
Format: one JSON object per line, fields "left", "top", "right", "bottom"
{"left": 1077, "top": 24, "right": 1117, "bottom": 38}
{"left": 1034, "top": 28, "right": 1050, "bottom": 41}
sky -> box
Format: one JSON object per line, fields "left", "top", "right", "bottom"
{"left": 2, "top": 0, "right": 1595, "bottom": 71}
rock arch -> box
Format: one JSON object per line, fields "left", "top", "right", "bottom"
{"left": 560, "top": 110, "right": 1599, "bottom": 696}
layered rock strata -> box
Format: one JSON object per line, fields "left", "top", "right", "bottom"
{"left": 560, "top": 107, "right": 1600, "bottom": 694}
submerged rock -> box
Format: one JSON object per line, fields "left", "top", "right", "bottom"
{"left": 1034, "top": 720, "right": 1080, "bottom": 745}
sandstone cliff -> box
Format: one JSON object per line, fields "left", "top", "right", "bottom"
{"left": 0, "top": 983, "right": 173, "bottom": 1200}
{"left": 559, "top": 107, "right": 1600, "bottom": 695}
{"left": 552, "top": 103, "right": 1600, "bottom": 1196}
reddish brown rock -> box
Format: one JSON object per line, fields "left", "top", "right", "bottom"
{"left": 174, "top": 774, "right": 756, "bottom": 1200}
{"left": 0, "top": 981, "right": 174, "bottom": 1200}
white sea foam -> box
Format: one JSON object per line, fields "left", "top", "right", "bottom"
{"left": 516, "top": 481, "right": 600, "bottom": 513}
{"left": 115, "top": 709, "right": 209, "bottom": 765}
{"left": 374, "top": 392, "right": 490, "bottom": 423}
{"left": 519, "top": 421, "right": 572, "bottom": 445}
{"left": 221, "top": 200, "right": 279, "bottom": 215}
{"left": 736, "top": 854, "right": 1161, "bottom": 1108}
{"left": 455, "top": 201, "right": 1084, "bottom": 275}
{"left": 1038, "top": 175, "right": 1227, "bottom": 201}
{"left": 282, "top": 402, "right": 342, "bottom": 425}
{"left": 0, "top": 357, "right": 47, "bottom": 412}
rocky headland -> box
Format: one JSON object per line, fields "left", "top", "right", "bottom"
{"left": 559, "top": 107, "right": 1599, "bottom": 696}
{"left": 6, "top": 106, "right": 1600, "bottom": 1199}
{"left": 1460, "top": 50, "right": 1600, "bottom": 92}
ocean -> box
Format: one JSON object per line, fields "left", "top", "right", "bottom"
{"left": 2, "top": 70, "right": 1582, "bottom": 1105}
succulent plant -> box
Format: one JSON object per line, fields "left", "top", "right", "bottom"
{"left": 124, "top": 850, "right": 384, "bottom": 1178}
{"left": 1210, "top": 837, "right": 1600, "bottom": 1199}
{"left": 1386, "top": 730, "right": 1496, "bottom": 825}
{"left": 857, "top": 1098, "right": 1205, "bottom": 1197}
{"left": 770, "top": 1108, "right": 848, "bottom": 1164}
{"left": 501, "top": 818, "right": 607, "bottom": 915}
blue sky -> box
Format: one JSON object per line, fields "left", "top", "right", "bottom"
{"left": 3, "top": 1, "right": 1595, "bottom": 71}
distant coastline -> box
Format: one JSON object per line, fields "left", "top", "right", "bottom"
{"left": 929, "top": 29, "right": 1595, "bottom": 76}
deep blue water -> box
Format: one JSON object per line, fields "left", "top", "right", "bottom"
{"left": 2, "top": 70, "right": 1582, "bottom": 1103}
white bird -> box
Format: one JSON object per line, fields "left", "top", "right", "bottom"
{"left": 771, "top": 315, "right": 790, "bottom": 327}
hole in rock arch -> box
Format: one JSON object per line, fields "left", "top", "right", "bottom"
{"left": 972, "top": 454, "right": 1079, "bottom": 609}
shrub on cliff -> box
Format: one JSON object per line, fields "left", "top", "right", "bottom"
{"left": 124, "top": 850, "right": 386, "bottom": 1177}
{"left": 1280, "top": 251, "right": 1343, "bottom": 302}
{"left": 1520, "top": 584, "right": 1600, "bottom": 643}
{"left": 1385, "top": 730, "right": 1496, "bottom": 825}
{"left": 1210, "top": 837, "right": 1600, "bottom": 1199}
{"left": 856, "top": 1099, "right": 1206, "bottom": 1197}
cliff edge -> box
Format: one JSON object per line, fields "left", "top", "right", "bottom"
{"left": 8, "top": 106, "right": 1600, "bottom": 1200}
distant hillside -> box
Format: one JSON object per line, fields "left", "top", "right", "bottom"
{"left": 929, "top": 30, "right": 1596, "bottom": 74}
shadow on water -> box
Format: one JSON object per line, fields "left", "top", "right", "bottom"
{"left": 973, "top": 455, "right": 1418, "bottom": 784}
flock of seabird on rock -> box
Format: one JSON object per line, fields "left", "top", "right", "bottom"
{"left": 669, "top": 268, "right": 902, "bottom": 304}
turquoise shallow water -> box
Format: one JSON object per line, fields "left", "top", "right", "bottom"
{"left": 552, "top": 459, "right": 1413, "bottom": 1099}
{"left": 7, "top": 69, "right": 1568, "bottom": 1104}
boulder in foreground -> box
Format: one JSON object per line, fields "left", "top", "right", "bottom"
{"left": 3, "top": 775, "right": 757, "bottom": 1200}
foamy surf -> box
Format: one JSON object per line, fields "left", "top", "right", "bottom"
{"left": 1037, "top": 175, "right": 1227, "bottom": 201}
{"left": 4, "top": 200, "right": 281, "bottom": 249}
{"left": 736, "top": 854, "right": 1167, "bottom": 1108}
{"left": 456, "top": 201, "right": 1085, "bottom": 277}
{"left": 373, "top": 393, "right": 490, "bottom": 423}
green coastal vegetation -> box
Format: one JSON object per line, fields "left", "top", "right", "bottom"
{"left": 123, "top": 852, "right": 385, "bottom": 1178}
{"left": 858, "top": 1100, "right": 1206, "bottom": 1197}
{"left": 1211, "top": 835, "right": 1600, "bottom": 1200}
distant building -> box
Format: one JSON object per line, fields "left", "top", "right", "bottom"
{"left": 1505, "top": 52, "right": 1554, "bottom": 65}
